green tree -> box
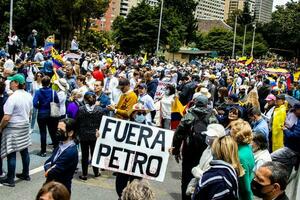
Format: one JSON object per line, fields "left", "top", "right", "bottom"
{"left": 262, "top": 1, "right": 300, "bottom": 60}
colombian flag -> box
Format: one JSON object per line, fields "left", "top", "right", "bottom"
{"left": 245, "top": 57, "right": 253, "bottom": 66}
{"left": 51, "top": 48, "right": 64, "bottom": 68}
{"left": 170, "top": 96, "right": 185, "bottom": 130}
{"left": 44, "top": 35, "right": 55, "bottom": 54}
{"left": 142, "top": 53, "right": 147, "bottom": 65}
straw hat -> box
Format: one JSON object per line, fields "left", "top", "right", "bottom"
{"left": 54, "top": 78, "right": 69, "bottom": 92}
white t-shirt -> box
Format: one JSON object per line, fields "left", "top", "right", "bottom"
{"left": 160, "top": 94, "right": 174, "bottom": 119}
{"left": 138, "top": 94, "right": 155, "bottom": 122}
{"left": 4, "top": 90, "right": 33, "bottom": 123}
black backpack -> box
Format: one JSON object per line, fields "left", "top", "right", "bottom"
{"left": 183, "top": 111, "right": 212, "bottom": 159}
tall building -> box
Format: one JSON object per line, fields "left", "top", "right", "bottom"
{"left": 224, "top": 0, "right": 256, "bottom": 21}
{"left": 99, "top": 0, "right": 121, "bottom": 31}
{"left": 145, "top": 0, "right": 159, "bottom": 6}
{"left": 120, "top": 0, "right": 138, "bottom": 16}
{"left": 254, "top": 0, "right": 273, "bottom": 23}
{"left": 195, "top": 0, "right": 225, "bottom": 20}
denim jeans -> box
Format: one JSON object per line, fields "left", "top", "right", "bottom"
{"left": 6, "top": 148, "right": 30, "bottom": 183}
{"left": 31, "top": 108, "right": 37, "bottom": 129}
{"left": 26, "top": 82, "right": 33, "bottom": 93}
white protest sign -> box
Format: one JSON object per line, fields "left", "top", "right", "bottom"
{"left": 92, "top": 116, "right": 174, "bottom": 182}
{"left": 154, "top": 81, "right": 168, "bottom": 102}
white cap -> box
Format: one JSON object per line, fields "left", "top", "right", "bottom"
{"left": 203, "top": 124, "right": 226, "bottom": 137}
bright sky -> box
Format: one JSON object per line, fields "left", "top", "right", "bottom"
{"left": 273, "top": 0, "right": 290, "bottom": 10}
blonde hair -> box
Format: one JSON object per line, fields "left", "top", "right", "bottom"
{"left": 244, "top": 88, "right": 260, "bottom": 109}
{"left": 211, "top": 136, "right": 245, "bottom": 177}
{"left": 230, "top": 119, "right": 253, "bottom": 145}
{"left": 121, "top": 180, "right": 155, "bottom": 200}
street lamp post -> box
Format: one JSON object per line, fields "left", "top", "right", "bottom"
{"left": 156, "top": 0, "right": 164, "bottom": 56}
{"left": 9, "top": 0, "right": 13, "bottom": 37}
{"left": 232, "top": 15, "right": 237, "bottom": 59}
{"left": 242, "top": 25, "right": 247, "bottom": 56}
{"left": 251, "top": 23, "right": 256, "bottom": 57}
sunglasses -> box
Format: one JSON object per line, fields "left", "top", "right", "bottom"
{"left": 137, "top": 112, "right": 146, "bottom": 116}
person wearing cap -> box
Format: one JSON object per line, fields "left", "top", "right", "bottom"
{"left": 137, "top": 83, "right": 155, "bottom": 123}
{"left": 54, "top": 78, "right": 69, "bottom": 118}
{"left": 76, "top": 92, "right": 104, "bottom": 180}
{"left": 170, "top": 94, "right": 218, "bottom": 200}
{"left": 271, "top": 94, "right": 287, "bottom": 152}
{"left": 263, "top": 94, "right": 276, "bottom": 123}
{"left": 33, "top": 76, "right": 60, "bottom": 157}
{"left": 27, "top": 29, "right": 38, "bottom": 61}
{"left": 186, "top": 124, "right": 226, "bottom": 196}
{"left": 193, "top": 136, "right": 243, "bottom": 200}
{"left": 114, "top": 103, "right": 148, "bottom": 198}
{"left": 271, "top": 103, "right": 300, "bottom": 177}
{"left": 0, "top": 74, "right": 33, "bottom": 187}
{"left": 107, "top": 78, "right": 137, "bottom": 120}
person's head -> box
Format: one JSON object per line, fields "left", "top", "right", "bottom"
{"left": 57, "top": 118, "right": 76, "bottom": 142}
{"left": 121, "top": 179, "right": 155, "bottom": 200}
{"left": 84, "top": 91, "right": 96, "bottom": 106}
{"left": 133, "top": 71, "right": 139, "bottom": 80}
{"left": 211, "top": 135, "right": 245, "bottom": 177}
{"left": 54, "top": 78, "right": 69, "bottom": 92}
{"left": 194, "top": 94, "right": 208, "bottom": 108}
{"left": 11, "top": 30, "right": 16, "bottom": 36}
{"left": 251, "top": 133, "right": 269, "bottom": 153}
{"left": 164, "top": 84, "right": 175, "bottom": 96}
{"left": 8, "top": 73, "right": 26, "bottom": 91}
{"left": 76, "top": 75, "right": 86, "bottom": 86}
{"left": 144, "top": 71, "right": 152, "bottom": 82}
{"left": 227, "top": 94, "right": 239, "bottom": 104}
{"left": 265, "top": 94, "right": 276, "bottom": 107}
{"left": 93, "top": 81, "right": 103, "bottom": 93}
{"left": 137, "top": 83, "right": 147, "bottom": 95}
{"left": 239, "top": 85, "right": 247, "bottom": 95}
{"left": 65, "top": 66, "right": 73, "bottom": 77}
{"left": 130, "top": 103, "right": 148, "bottom": 123}
{"left": 275, "top": 94, "right": 285, "bottom": 107}
{"left": 293, "top": 103, "right": 300, "bottom": 117}
{"left": 41, "top": 76, "right": 51, "bottom": 87}
{"left": 218, "top": 87, "right": 228, "bottom": 99}
{"left": 85, "top": 71, "right": 92, "bottom": 79}
{"left": 117, "top": 78, "right": 130, "bottom": 93}
{"left": 35, "top": 72, "right": 44, "bottom": 81}
{"left": 73, "top": 36, "right": 77, "bottom": 40}
{"left": 69, "top": 89, "right": 79, "bottom": 101}
{"left": 252, "top": 161, "right": 289, "bottom": 199}
{"left": 32, "top": 29, "right": 38, "bottom": 36}
{"left": 228, "top": 107, "right": 242, "bottom": 121}
{"left": 230, "top": 119, "right": 253, "bottom": 145}
{"left": 36, "top": 181, "right": 70, "bottom": 200}
{"left": 203, "top": 124, "right": 226, "bottom": 147}
{"left": 227, "top": 76, "right": 233, "bottom": 85}
{"left": 248, "top": 107, "right": 262, "bottom": 122}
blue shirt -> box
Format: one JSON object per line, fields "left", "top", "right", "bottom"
{"left": 252, "top": 118, "right": 269, "bottom": 140}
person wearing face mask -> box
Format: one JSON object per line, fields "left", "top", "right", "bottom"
{"left": 115, "top": 103, "right": 148, "bottom": 198}
{"left": 159, "top": 84, "right": 176, "bottom": 129}
{"left": 251, "top": 161, "right": 289, "bottom": 200}
{"left": 43, "top": 118, "right": 78, "bottom": 193}
{"left": 75, "top": 92, "right": 104, "bottom": 180}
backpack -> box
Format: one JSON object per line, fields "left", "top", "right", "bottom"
{"left": 183, "top": 111, "right": 211, "bottom": 159}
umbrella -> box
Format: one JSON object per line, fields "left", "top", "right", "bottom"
{"left": 285, "top": 95, "right": 300, "bottom": 107}
{"left": 63, "top": 53, "right": 81, "bottom": 60}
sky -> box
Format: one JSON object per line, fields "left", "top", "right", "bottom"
{"left": 273, "top": 0, "right": 290, "bottom": 10}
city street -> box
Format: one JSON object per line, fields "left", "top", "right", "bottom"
{"left": 0, "top": 128, "right": 182, "bottom": 200}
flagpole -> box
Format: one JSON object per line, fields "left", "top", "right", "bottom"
{"left": 251, "top": 23, "right": 256, "bottom": 57}
{"left": 232, "top": 15, "right": 237, "bottom": 59}
{"left": 156, "top": 0, "right": 164, "bottom": 56}
{"left": 9, "top": 0, "right": 13, "bottom": 37}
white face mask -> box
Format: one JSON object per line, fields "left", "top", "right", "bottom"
{"left": 134, "top": 114, "right": 146, "bottom": 123}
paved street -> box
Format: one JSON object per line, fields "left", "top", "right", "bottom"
{"left": 0, "top": 127, "right": 182, "bottom": 200}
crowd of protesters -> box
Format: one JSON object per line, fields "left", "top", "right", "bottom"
{"left": 0, "top": 30, "right": 299, "bottom": 200}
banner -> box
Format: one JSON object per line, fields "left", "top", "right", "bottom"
{"left": 154, "top": 81, "right": 169, "bottom": 102}
{"left": 92, "top": 116, "right": 174, "bottom": 182}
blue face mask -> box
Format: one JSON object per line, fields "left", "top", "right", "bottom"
{"left": 134, "top": 114, "right": 146, "bottom": 123}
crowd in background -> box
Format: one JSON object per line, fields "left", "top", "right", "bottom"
{"left": 0, "top": 29, "right": 299, "bottom": 200}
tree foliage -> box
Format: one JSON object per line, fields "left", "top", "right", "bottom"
{"left": 0, "top": 0, "right": 109, "bottom": 49}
